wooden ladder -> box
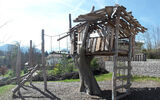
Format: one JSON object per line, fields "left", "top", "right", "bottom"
{"left": 112, "top": 36, "right": 133, "bottom": 100}
{"left": 114, "top": 56, "right": 132, "bottom": 100}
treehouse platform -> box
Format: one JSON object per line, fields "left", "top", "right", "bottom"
{"left": 59, "top": 4, "right": 147, "bottom": 100}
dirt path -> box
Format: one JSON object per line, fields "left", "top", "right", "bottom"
{"left": 1, "top": 80, "right": 160, "bottom": 100}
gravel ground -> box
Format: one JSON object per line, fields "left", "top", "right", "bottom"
{"left": 1, "top": 80, "right": 160, "bottom": 100}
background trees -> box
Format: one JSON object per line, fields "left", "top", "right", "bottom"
{"left": 142, "top": 26, "right": 160, "bottom": 59}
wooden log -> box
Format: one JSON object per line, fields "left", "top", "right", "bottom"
{"left": 29, "top": 40, "right": 33, "bottom": 84}
{"left": 16, "top": 44, "right": 21, "bottom": 93}
{"left": 42, "top": 29, "right": 47, "bottom": 91}
{"left": 126, "top": 35, "right": 132, "bottom": 93}
{"left": 12, "top": 65, "right": 39, "bottom": 94}
{"left": 112, "top": 7, "right": 120, "bottom": 100}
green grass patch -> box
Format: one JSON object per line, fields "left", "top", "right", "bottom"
{"left": 33, "top": 72, "right": 160, "bottom": 83}
{"left": 131, "top": 75, "right": 160, "bottom": 82}
{"left": 0, "top": 85, "right": 15, "bottom": 95}
{"left": 95, "top": 73, "right": 112, "bottom": 81}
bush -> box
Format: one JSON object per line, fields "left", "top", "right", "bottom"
{"left": 146, "top": 50, "right": 160, "bottom": 59}
{"left": 23, "top": 67, "right": 28, "bottom": 74}
{"left": 47, "top": 55, "right": 76, "bottom": 76}
{"left": 90, "top": 58, "right": 99, "bottom": 71}
{"left": 0, "top": 66, "right": 8, "bottom": 77}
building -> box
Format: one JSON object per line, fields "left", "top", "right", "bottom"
{"left": 46, "top": 52, "right": 63, "bottom": 66}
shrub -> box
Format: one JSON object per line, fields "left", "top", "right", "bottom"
{"left": 47, "top": 55, "right": 76, "bottom": 76}
{"left": 90, "top": 58, "right": 99, "bottom": 71}
{"left": 0, "top": 66, "right": 8, "bottom": 77}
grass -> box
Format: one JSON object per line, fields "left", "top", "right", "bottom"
{"left": 48, "top": 73, "right": 113, "bottom": 82}
{"left": 0, "top": 85, "right": 15, "bottom": 96}
{"left": 50, "top": 73, "right": 160, "bottom": 82}
{"left": 0, "top": 69, "right": 25, "bottom": 78}
{"left": 131, "top": 75, "right": 160, "bottom": 82}
{"left": 1, "top": 73, "right": 160, "bottom": 96}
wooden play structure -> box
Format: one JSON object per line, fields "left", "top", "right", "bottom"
{"left": 11, "top": 4, "right": 147, "bottom": 100}
{"left": 59, "top": 5, "right": 147, "bottom": 100}
{"left": 12, "top": 30, "right": 48, "bottom": 96}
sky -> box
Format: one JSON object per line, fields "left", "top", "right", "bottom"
{"left": 0, "top": 0, "right": 159, "bottom": 51}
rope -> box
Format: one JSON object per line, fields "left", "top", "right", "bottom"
{"left": 44, "top": 32, "right": 68, "bottom": 38}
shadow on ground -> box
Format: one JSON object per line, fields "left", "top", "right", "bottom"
{"left": 12, "top": 85, "right": 160, "bottom": 100}
{"left": 98, "top": 87, "right": 160, "bottom": 100}
{"left": 12, "top": 84, "right": 60, "bottom": 100}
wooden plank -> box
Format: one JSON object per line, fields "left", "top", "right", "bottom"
{"left": 86, "top": 38, "right": 91, "bottom": 52}
{"left": 115, "top": 83, "right": 131, "bottom": 90}
{"left": 96, "top": 38, "right": 101, "bottom": 51}
{"left": 92, "top": 38, "right": 97, "bottom": 52}
{"left": 89, "top": 38, "right": 94, "bottom": 52}
{"left": 101, "top": 37, "right": 104, "bottom": 51}
{"left": 104, "top": 36, "right": 109, "bottom": 51}
{"left": 109, "top": 28, "right": 114, "bottom": 52}
{"left": 116, "top": 75, "right": 130, "bottom": 80}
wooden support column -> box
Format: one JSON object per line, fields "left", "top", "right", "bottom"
{"left": 42, "top": 29, "right": 47, "bottom": 91}
{"left": 67, "top": 14, "right": 72, "bottom": 52}
{"left": 15, "top": 44, "right": 21, "bottom": 94}
{"left": 112, "top": 8, "right": 120, "bottom": 100}
{"left": 127, "top": 34, "right": 132, "bottom": 93}
{"left": 29, "top": 40, "right": 33, "bottom": 84}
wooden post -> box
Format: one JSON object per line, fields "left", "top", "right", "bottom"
{"left": 29, "top": 40, "right": 33, "bottom": 84}
{"left": 69, "top": 14, "right": 72, "bottom": 29}
{"left": 16, "top": 44, "right": 21, "bottom": 93}
{"left": 112, "top": 8, "right": 120, "bottom": 100}
{"left": 42, "top": 29, "right": 47, "bottom": 91}
{"left": 68, "top": 13, "right": 72, "bottom": 53}
{"left": 127, "top": 35, "right": 132, "bottom": 93}
{"left": 51, "top": 37, "right": 52, "bottom": 51}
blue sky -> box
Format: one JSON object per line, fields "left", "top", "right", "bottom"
{"left": 0, "top": 0, "right": 159, "bottom": 51}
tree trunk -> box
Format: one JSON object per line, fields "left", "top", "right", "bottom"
{"left": 77, "top": 47, "right": 101, "bottom": 95}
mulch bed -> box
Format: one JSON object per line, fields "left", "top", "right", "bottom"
{"left": 3, "top": 80, "right": 160, "bottom": 100}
